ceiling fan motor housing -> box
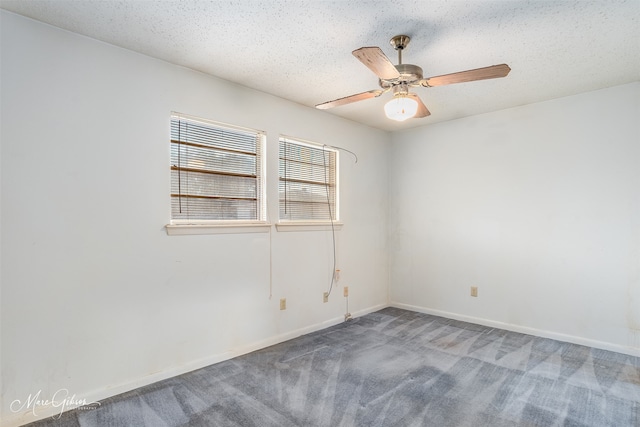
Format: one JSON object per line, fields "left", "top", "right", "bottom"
{"left": 379, "top": 63, "right": 424, "bottom": 89}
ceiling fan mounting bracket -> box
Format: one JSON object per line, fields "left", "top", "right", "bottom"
{"left": 390, "top": 35, "right": 411, "bottom": 51}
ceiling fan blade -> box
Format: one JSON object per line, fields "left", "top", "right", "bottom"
{"left": 408, "top": 94, "right": 431, "bottom": 118}
{"left": 422, "top": 64, "right": 511, "bottom": 87}
{"left": 315, "top": 90, "right": 383, "bottom": 110}
{"left": 352, "top": 47, "right": 401, "bottom": 80}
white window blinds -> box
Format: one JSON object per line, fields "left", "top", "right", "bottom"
{"left": 279, "top": 137, "right": 338, "bottom": 221}
{"left": 171, "top": 114, "right": 264, "bottom": 221}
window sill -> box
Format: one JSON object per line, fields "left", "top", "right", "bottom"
{"left": 165, "top": 221, "right": 343, "bottom": 235}
{"left": 165, "top": 222, "right": 271, "bottom": 235}
{"left": 276, "top": 222, "right": 343, "bottom": 232}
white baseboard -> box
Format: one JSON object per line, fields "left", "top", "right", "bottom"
{"left": 391, "top": 302, "right": 640, "bottom": 357}
{"left": 349, "top": 303, "right": 389, "bottom": 319}
{"left": 4, "top": 303, "right": 388, "bottom": 427}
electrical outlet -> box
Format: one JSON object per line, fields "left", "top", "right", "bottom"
{"left": 280, "top": 298, "right": 287, "bottom": 310}
{"left": 470, "top": 287, "right": 478, "bottom": 297}
{"left": 343, "top": 286, "right": 349, "bottom": 297}
{"left": 323, "top": 292, "right": 329, "bottom": 303}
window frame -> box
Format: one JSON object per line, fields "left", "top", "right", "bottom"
{"left": 166, "top": 113, "right": 268, "bottom": 235}
{"left": 277, "top": 136, "right": 342, "bottom": 231}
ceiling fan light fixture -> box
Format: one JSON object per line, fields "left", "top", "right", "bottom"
{"left": 384, "top": 94, "right": 418, "bottom": 121}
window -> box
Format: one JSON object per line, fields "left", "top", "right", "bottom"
{"left": 170, "top": 114, "right": 265, "bottom": 223}
{"left": 279, "top": 137, "right": 338, "bottom": 222}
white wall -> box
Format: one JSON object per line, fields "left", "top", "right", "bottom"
{"left": 0, "top": 12, "right": 390, "bottom": 425}
{"left": 390, "top": 82, "right": 640, "bottom": 356}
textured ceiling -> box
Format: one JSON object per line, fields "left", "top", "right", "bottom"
{"left": 1, "top": 0, "right": 639, "bottom": 132}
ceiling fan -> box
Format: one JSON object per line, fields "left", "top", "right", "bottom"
{"left": 316, "top": 35, "right": 511, "bottom": 121}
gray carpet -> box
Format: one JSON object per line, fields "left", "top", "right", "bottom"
{"left": 25, "top": 307, "right": 640, "bottom": 426}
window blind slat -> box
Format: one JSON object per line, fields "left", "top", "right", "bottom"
{"left": 171, "top": 121, "right": 258, "bottom": 153}
{"left": 171, "top": 145, "right": 257, "bottom": 176}
{"left": 171, "top": 170, "right": 257, "bottom": 199}
{"left": 172, "top": 139, "right": 257, "bottom": 157}
{"left": 171, "top": 198, "right": 257, "bottom": 221}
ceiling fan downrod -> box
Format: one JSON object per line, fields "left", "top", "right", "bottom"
{"left": 390, "top": 35, "right": 410, "bottom": 65}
